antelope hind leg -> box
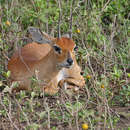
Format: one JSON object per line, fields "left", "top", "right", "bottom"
{"left": 44, "top": 77, "right": 59, "bottom": 95}
{"left": 11, "top": 79, "right": 31, "bottom": 93}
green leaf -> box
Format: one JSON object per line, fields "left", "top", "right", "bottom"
{"left": 127, "top": 73, "right": 130, "bottom": 78}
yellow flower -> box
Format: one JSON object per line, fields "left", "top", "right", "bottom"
{"left": 101, "top": 84, "right": 104, "bottom": 88}
{"left": 82, "top": 123, "right": 88, "bottom": 130}
{"left": 76, "top": 29, "right": 80, "bottom": 33}
{"left": 6, "top": 20, "right": 11, "bottom": 26}
{"left": 86, "top": 75, "right": 91, "bottom": 79}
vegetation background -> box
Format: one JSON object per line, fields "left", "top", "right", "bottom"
{"left": 0, "top": 0, "right": 130, "bottom": 129}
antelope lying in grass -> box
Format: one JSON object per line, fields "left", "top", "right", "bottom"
{"left": 8, "top": 27, "right": 85, "bottom": 95}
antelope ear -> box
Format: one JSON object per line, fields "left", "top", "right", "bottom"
{"left": 27, "top": 27, "right": 52, "bottom": 44}
{"left": 62, "top": 34, "right": 70, "bottom": 38}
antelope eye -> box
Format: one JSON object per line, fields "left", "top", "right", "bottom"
{"left": 74, "top": 46, "right": 78, "bottom": 51}
{"left": 53, "top": 45, "right": 62, "bottom": 54}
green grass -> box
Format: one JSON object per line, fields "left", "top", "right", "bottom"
{"left": 0, "top": 0, "right": 130, "bottom": 129}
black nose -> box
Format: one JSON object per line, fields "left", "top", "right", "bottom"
{"left": 67, "top": 58, "right": 73, "bottom": 65}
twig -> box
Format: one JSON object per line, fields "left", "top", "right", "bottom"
{"left": 2, "top": 51, "right": 10, "bottom": 61}
{"left": 75, "top": 97, "right": 79, "bottom": 130}
{"left": 44, "top": 98, "right": 50, "bottom": 129}
{"left": 61, "top": 90, "right": 74, "bottom": 116}
{"left": 101, "top": 0, "right": 111, "bottom": 13}
{"left": 14, "top": 97, "right": 30, "bottom": 126}
{"left": 18, "top": 46, "right": 32, "bottom": 75}
{"left": 57, "top": 0, "right": 62, "bottom": 38}
{"left": 110, "top": 15, "right": 117, "bottom": 58}
{"left": 30, "top": 0, "right": 41, "bottom": 27}
{"left": 0, "top": 95, "right": 19, "bottom": 130}
{"left": 46, "top": 0, "right": 49, "bottom": 34}
{"left": 69, "top": 0, "right": 75, "bottom": 38}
